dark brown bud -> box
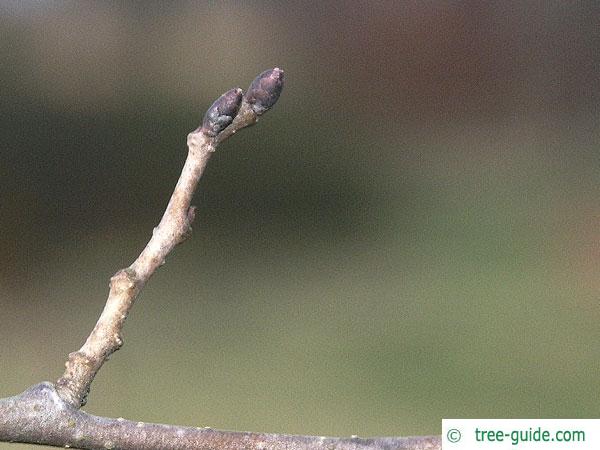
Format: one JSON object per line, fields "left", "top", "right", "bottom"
{"left": 201, "top": 88, "right": 243, "bottom": 137}
{"left": 245, "top": 68, "right": 284, "bottom": 115}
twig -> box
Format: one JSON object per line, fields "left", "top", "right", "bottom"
{"left": 53, "top": 113, "right": 214, "bottom": 407}
{"left": 0, "top": 68, "right": 442, "bottom": 449}
{"left": 54, "top": 69, "right": 283, "bottom": 408}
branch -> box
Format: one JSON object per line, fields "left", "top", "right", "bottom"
{"left": 1, "top": 68, "right": 442, "bottom": 449}
{"left": 0, "top": 384, "right": 441, "bottom": 450}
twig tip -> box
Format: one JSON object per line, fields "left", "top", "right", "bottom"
{"left": 245, "top": 67, "right": 285, "bottom": 116}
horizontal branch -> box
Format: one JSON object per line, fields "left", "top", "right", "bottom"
{"left": 0, "top": 383, "right": 441, "bottom": 450}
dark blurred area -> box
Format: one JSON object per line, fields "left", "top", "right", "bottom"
{"left": 1, "top": 1, "right": 598, "bottom": 447}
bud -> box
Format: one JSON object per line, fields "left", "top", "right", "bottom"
{"left": 245, "top": 68, "right": 284, "bottom": 115}
{"left": 201, "top": 88, "right": 243, "bottom": 137}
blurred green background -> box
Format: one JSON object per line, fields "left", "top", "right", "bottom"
{"left": 0, "top": 2, "right": 598, "bottom": 448}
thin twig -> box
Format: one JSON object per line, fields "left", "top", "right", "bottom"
{"left": 54, "top": 70, "right": 279, "bottom": 407}
{"left": 54, "top": 129, "right": 215, "bottom": 407}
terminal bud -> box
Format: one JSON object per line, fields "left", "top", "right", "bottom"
{"left": 245, "top": 68, "right": 284, "bottom": 115}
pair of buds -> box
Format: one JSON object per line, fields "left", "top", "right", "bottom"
{"left": 199, "top": 68, "right": 284, "bottom": 138}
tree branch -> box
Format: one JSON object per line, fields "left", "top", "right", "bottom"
{"left": 0, "top": 384, "right": 441, "bottom": 450}
{"left": 1, "top": 68, "right": 442, "bottom": 449}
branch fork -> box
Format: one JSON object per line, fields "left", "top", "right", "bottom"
{"left": 0, "top": 68, "right": 441, "bottom": 449}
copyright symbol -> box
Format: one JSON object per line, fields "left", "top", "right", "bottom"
{"left": 447, "top": 428, "right": 461, "bottom": 443}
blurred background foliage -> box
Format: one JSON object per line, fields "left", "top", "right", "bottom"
{"left": 0, "top": 2, "right": 598, "bottom": 448}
